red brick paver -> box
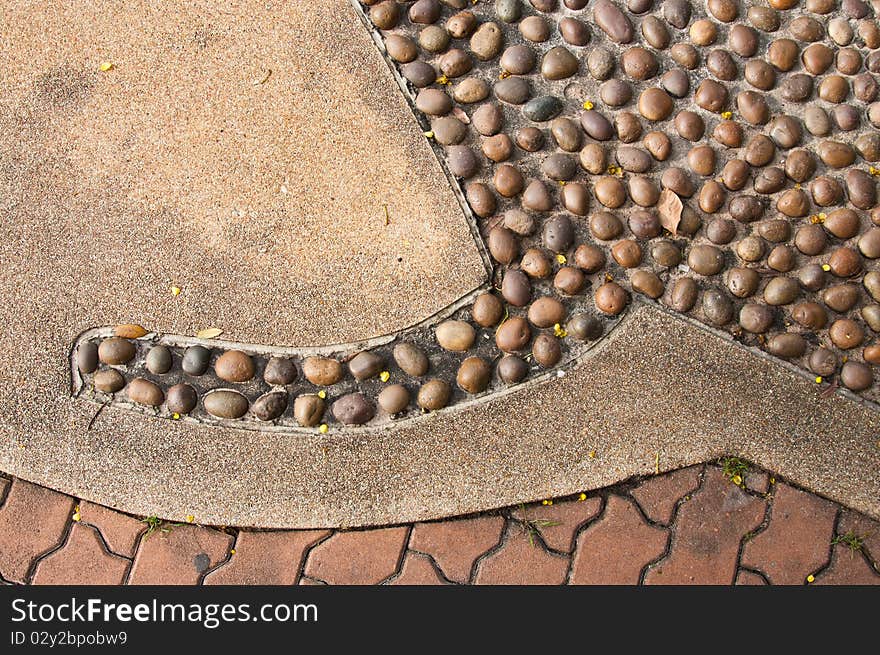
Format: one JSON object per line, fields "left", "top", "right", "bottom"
{"left": 741, "top": 483, "right": 837, "bottom": 584}
{"left": 205, "top": 530, "right": 330, "bottom": 585}
{"left": 645, "top": 467, "right": 766, "bottom": 584}
{"left": 570, "top": 495, "right": 668, "bottom": 584}
{"left": 410, "top": 515, "right": 504, "bottom": 583}
{"left": 474, "top": 529, "right": 569, "bottom": 585}
{"left": 0, "top": 479, "right": 75, "bottom": 583}
{"left": 389, "top": 553, "right": 448, "bottom": 585}
{"left": 837, "top": 510, "right": 880, "bottom": 569}
{"left": 304, "top": 527, "right": 409, "bottom": 585}
{"left": 32, "top": 523, "right": 129, "bottom": 585}
{"left": 630, "top": 466, "right": 702, "bottom": 525}
{"left": 128, "top": 524, "right": 233, "bottom": 585}
{"left": 814, "top": 546, "right": 880, "bottom": 585}
{"left": 79, "top": 501, "right": 146, "bottom": 558}
{"left": 1, "top": 461, "right": 878, "bottom": 586}
{"left": 511, "top": 497, "right": 603, "bottom": 553}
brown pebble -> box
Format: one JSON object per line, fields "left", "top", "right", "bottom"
{"left": 203, "top": 389, "right": 249, "bottom": 419}
{"left": 829, "top": 318, "right": 865, "bottom": 349}
{"left": 695, "top": 79, "right": 728, "bottom": 113}
{"left": 417, "top": 379, "right": 452, "bottom": 411}
{"left": 521, "top": 248, "right": 553, "bottom": 278}
{"left": 766, "top": 334, "right": 807, "bottom": 359}
{"left": 166, "top": 383, "right": 197, "bottom": 414}
{"left": 823, "top": 284, "right": 860, "bottom": 313}
{"left": 435, "top": 320, "right": 476, "bottom": 351}
{"left": 541, "top": 46, "right": 579, "bottom": 80}
{"left": 293, "top": 394, "right": 325, "bottom": 427}
{"left": 293, "top": 394, "right": 326, "bottom": 428}
{"left": 562, "top": 182, "right": 590, "bottom": 215}
{"left": 644, "top": 131, "right": 672, "bottom": 160}
{"left": 828, "top": 247, "right": 862, "bottom": 277}
{"left": 348, "top": 351, "right": 384, "bottom": 382}
{"left": 667, "top": 277, "right": 699, "bottom": 312}
{"left": 532, "top": 334, "right": 562, "bottom": 368}
{"left": 860, "top": 228, "right": 880, "bottom": 258}
{"left": 575, "top": 244, "right": 606, "bottom": 273}
{"left": 497, "top": 355, "right": 529, "bottom": 384}
{"left": 727, "top": 267, "right": 760, "bottom": 298}
{"left": 528, "top": 297, "right": 566, "bottom": 328}
{"left": 472, "top": 293, "right": 504, "bottom": 327}
{"left": 688, "top": 244, "right": 725, "bottom": 276}
{"left": 594, "top": 177, "right": 627, "bottom": 208}
{"left": 501, "top": 270, "right": 532, "bottom": 307}
{"left": 713, "top": 120, "right": 743, "bottom": 148}
{"left": 740, "top": 304, "right": 775, "bottom": 333}
{"left": 687, "top": 145, "right": 716, "bottom": 176}
{"left": 522, "top": 180, "right": 554, "bottom": 212}
{"left": 809, "top": 348, "right": 838, "bottom": 376}
{"left": 303, "top": 357, "right": 342, "bottom": 386}
{"left": 98, "top": 337, "right": 135, "bottom": 365}
{"left": 737, "top": 91, "right": 770, "bottom": 125}
{"left": 93, "top": 369, "right": 125, "bottom": 393}
{"left": 456, "top": 357, "right": 492, "bottom": 394}
{"left": 631, "top": 270, "right": 664, "bottom": 298}
{"left": 554, "top": 267, "right": 586, "bottom": 295}
{"left": 612, "top": 239, "right": 642, "bottom": 268}
{"left": 792, "top": 302, "right": 828, "bottom": 329}
{"left": 465, "top": 183, "right": 496, "bottom": 217}
{"left": 252, "top": 391, "right": 289, "bottom": 422}
{"left": 378, "top": 385, "right": 410, "bottom": 415}
{"left": 482, "top": 134, "right": 513, "bottom": 162}
{"left": 215, "top": 350, "right": 255, "bottom": 383}
{"left": 675, "top": 111, "right": 705, "bottom": 142}
{"left": 496, "top": 316, "right": 532, "bottom": 352}
{"left": 393, "top": 342, "right": 429, "bottom": 377}
{"left": 595, "top": 282, "right": 629, "bottom": 315}
{"left": 707, "top": 217, "right": 736, "bottom": 243}
{"left": 768, "top": 38, "right": 799, "bottom": 71}
{"left": 841, "top": 362, "right": 873, "bottom": 391}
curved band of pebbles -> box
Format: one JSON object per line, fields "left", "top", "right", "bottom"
{"left": 72, "top": 0, "right": 880, "bottom": 432}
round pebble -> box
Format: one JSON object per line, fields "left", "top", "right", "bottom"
{"left": 378, "top": 384, "right": 410, "bottom": 415}
{"left": 252, "top": 391, "right": 288, "bottom": 422}
{"left": 294, "top": 395, "right": 325, "bottom": 427}
{"left": 417, "top": 379, "right": 452, "bottom": 411}
{"left": 332, "top": 393, "right": 375, "bottom": 425}
{"left": 166, "top": 383, "right": 197, "bottom": 414}
{"left": 182, "top": 345, "right": 211, "bottom": 376}
{"left": 215, "top": 350, "right": 255, "bottom": 383}
{"left": 203, "top": 389, "right": 249, "bottom": 419}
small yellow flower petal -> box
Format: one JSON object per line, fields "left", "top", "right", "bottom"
{"left": 170, "top": 286, "right": 182, "bottom": 296}
{"left": 317, "top": 390, "right": 327, "bottom": 399}
{"left": 99, "top": 61, "right": 114, "bottom": 72}
{"left": 379, "top": 371, "right": 391, "bottom": 383}
{"left": 319, "top": 424, "right": 329, "bottom": 434}
{"left": 815, "top": 376, "right": 823, "bottom": 384}
{"left": 230, "top": 549, "right": 236, "bottom": 555}
{"left": 553, "top": 323, "right": 567, "bottom": 338}
{"left": 555, "top": 254, "right": 567, "bottom": 264}
{"left": 423, "top": 131, "right": 434, "bottom": 139}
{"left": 821, "top": 264, "right": 831, "bottom": 272}
{"left": 588, "top": 450, "right": 596, "bottom": 459}
{"left": 72, "top": 505, "right": 81, "bottom": 522}
{"left": 732, "top": 474, "right": 743, "bottom": 486}
{"left": 171, "top": 412, "right": 181, "bottom": 420}
{"left": 582, "top": 100, "right": 594, "bottom": 110}
{"left": 806, "top": 574, "right": 815, "bottom": 583}
{"left": 720, "top": 111, "right": 732, "bottom": 120}
{"left": 185, "top": 515, "right": 195, "bottom": 523}
{"left": 578, "top": 493, "right": 587, "bottom": 501}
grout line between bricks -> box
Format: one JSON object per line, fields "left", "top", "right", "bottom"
{"left": 638, "top": 465, "right": 709, "bottom": 585}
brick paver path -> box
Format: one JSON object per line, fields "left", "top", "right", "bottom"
{"left": 1, "top": 462, "right": 877, "bottom": 585}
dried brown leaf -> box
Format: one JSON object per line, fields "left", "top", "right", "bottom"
{"left": 196, "top": 328, "right": 224, "bottom": 339}
{"left": 114, "top": 323, "right": 148, "bottom": 339}
{"left": 657, "top": 188, "right": 683, "bottom": 236}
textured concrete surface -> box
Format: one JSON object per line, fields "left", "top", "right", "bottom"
{"left": 2, "top": 303, "right": 878, "bottom": 528}
{"left": 4, "top": 465, "right": 879, "bottom": 585}
{"left": 0, "top": 0, "right": 485, "bottom": 350}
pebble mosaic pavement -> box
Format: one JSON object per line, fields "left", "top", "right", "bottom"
{"left": 1, "top": 463, "right": 877, "bottom": 585}
{"left": 72, "top": 0, "right": 880, "bottom": 433}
